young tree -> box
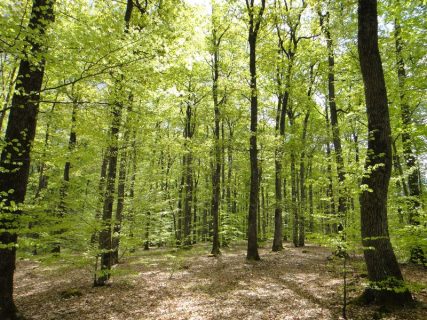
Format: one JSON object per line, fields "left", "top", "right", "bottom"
{"left": 357, "top": 0, "right": 412, "bottom": 305}
{"left": 0, "top": 0, "right": 55, "bottom": 318}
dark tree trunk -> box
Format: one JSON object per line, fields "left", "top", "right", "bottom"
{"left": 95, "top": 102, "right": 122, "bottom": 286}
{"left": 95, "top": 0, "right": 134, "bottom": 286}
{"left": 193, "top": 174, "right": 199, "bottom": 244}
{"left": 291, "top": 151, "right": 298, "bottom": 247}
{"left": 143, "top": 211, "right": 151, "bottom": 250}
{"left": 358, "top": 0, "right": 413, "bottom": 305}
{"left": 283, "top": 177, "right": 288, "bottom": 241}
{"left": 308, "top": 159, "right": 314, "bottom": 233}
{"left": 127, "top": 132, "right": 137, "bottom": 252}
{"left": 246, "top": 0, "right": 265, "bottom": 261}
{"left": 0, "top": 1, "right": 55, "bottom": 318}
{"left": 210, "top": 22, "right": 222, "bottom": 255}
{"left": 298, "top": 112, "right": 310, "bottom": 247}
{"left": 176, "top": 169, "right": 185, "bottom": 246}
{"left": 325, "top": 104, "right": 336, "bottom": 233}
{"left": 261, "top": 186, "right": 266, "bottom": 241}
{"left": 111, "top": 101, "right": 132, "bottom": 264}
{"left": 183, "top": 102, "right": 194, "bottom": 247}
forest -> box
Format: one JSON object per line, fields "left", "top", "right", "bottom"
{"left": 0, "top": 0, "right": 426, "bottom": 319}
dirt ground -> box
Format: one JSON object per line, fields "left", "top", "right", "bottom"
{"left": 14, "top": 243, "right": 427, "bottom": 320}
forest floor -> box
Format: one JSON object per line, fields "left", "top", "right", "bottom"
{"left": 15, "top": 242, "right": 427, "bottom": 320}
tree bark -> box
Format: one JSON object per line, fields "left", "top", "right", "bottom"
{"left": 111, "top": 99, "right": 133, "bottom": 264}
{"left": 210, "top": 18, "right": 222, "bottom": 255}
{"left": 246, "top": 0, "right": 265, "bottom": 261}
{"left": 95, "top": 102, "right": 122, "bottom": 286}
{"left": 358, "top": 0, "right": 412, "bottom": 305}
{"left": 0, "top": 1, "right": 55, "bottom": 317}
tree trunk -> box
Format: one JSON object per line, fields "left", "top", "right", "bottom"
{"left": 357, "top": 0, "right": 412, "bottom": 305}
{"left": 95, "top": 102, "right": 122, "bottom": 286}
{"left": 308, "top": 159, "right": 314, "bottom": 233}
{"left": 183, "top": 102, "right": 194, "bottom": 247}
{"left": 91, "top": 150, "right": 109, "bottom": 245}
{"left": 111, "top": 101, "right": 132, "bottom": 264}
{"left": 325, "top": 104, "right": 336, "bottom": 233}
{"left": 52, "top": 99, "right": 78, "bottom": 253}
{"left": 246, "top": 0, "right": 265, "bottom": 261}
{"left": 320, "top": 10, "right": 347, "bottom": 217}
{"left": 291, "top": 151, "right": 298, "bottom": 247}
{"left": 210, "top": 22, "right": 221, "bottom": 255}
{"left": 298, "top": 112, "right": 310, "bottom": 247}
{"left": 0, "top": 1, "right": 55, "bottom": 317}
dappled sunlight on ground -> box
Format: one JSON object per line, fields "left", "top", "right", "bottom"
{"left": 14, "top": 243, "right": 427, "bottom": 319}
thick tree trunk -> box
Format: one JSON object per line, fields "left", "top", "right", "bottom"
{"left": 358, "top": 0, "right": 412, "bottom": 305}
{"left": 0, "top": 1, "right": 55, "bottom": 318}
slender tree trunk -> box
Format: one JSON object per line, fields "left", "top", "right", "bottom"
{"left": 176, "top": 165, "right": 185, "bottom": 246}
{"left": 111, "top": 101, "right": 132, "bottom": 264}
{"left": 291, "top": 151, "right": 298, "bottom": 247}
{"left": 320, "top": 10, "right": 347, "bottom": 217}
{"left": 128, "top": 133, "right": 137, "bottom": 252}
{"left": 183, "top": 143, "right": 193, "bottom": 247}
{"left": 358, "top": 0, "right": 412, "bottom": 305}
{"left": 210, "top": 22, "right": 221, "bottom": 255}
{"left": 325, "top": 104, "right": 336, "bottom": 233}
{"left": 246, "top": 0, "right": 265, "bottom": 261}
{"left": 91, "top": 151, "right": 109, "bottom": 245}
{"left": 0, "top": 1, "right": 55, "bottom": 317}
{"left": 308, "top": 159, "right": 314, "bottom": 233}
{"left": 95, "top": 102, "right": 122, "bottom": 286}
{"left": 193, "top": 174, "right": 199, "bottom": 244}
{"left": 52, "top": 99, "right": 78, "bottom": 253}
{"left": 298, "top": 112, "right": 310, "bottom": 247}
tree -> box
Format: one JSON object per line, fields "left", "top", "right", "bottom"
{"left": 0, "top": 0, "right": 55, "bottom": 318}
{"left": 209, "top": 2, "right": 229, "bottom": 256}
{"left": 357, "top": 0, "right": 412, "bottom": 305}
{"left": 246, "top": 0, "right": 266, "bottom": 261}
